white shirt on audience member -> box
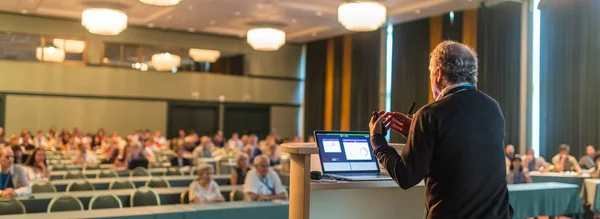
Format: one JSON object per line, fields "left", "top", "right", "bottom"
{"left": 243, "top": 169, "right": 285, "bottom": 197}
{"left": 189, "top": 180, "right": 222, "bottom": 203}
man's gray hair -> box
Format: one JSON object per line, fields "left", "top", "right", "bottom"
{"left": 253, "top": 155, "right": 270, "bottom": 166}
{"left": 430, "top": 41, "right": 478, "bottom": 84}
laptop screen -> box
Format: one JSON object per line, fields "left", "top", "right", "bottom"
{"left": 314, "top": 131, "right": 379, "bottom": 173}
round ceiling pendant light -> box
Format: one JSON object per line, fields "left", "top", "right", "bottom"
{"left": 52, "top": 39, "right": 86, "bottom": 53}
{"left": 139, "top": 0, "right": 181, "bottom": 6}
{"left": 36, "top": 47, "right": 66, "bottom": 62}
{"left": 246, "top": 28, "right": 286, "bottom": 51}
{"left": 338, "top": 1, "right": 387, "bottom": 32}
{"left": 152, "top": 53, "right": 181, "bottom": 71}
{"left": 189, "top": 49, "right": 221, "bottom": 62}
{"left": 82, "top": 8, "right": 128, "bottom": 35}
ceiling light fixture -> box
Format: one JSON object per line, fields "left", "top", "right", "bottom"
{"left": 36, "top": 47, "right": 66, "bottom": 62}
{"left": 139, "top": 0, "right": 181, "bottom": 6}
{"left": 52, "top": 39, "right": 86, "bottom": 53}
{"left": 338, "top": 1, "right": 387, "bottom": 32}
{"left": 247, "top": 27, "right": 286, "bottom": 51}
{"left": 82, "top": 8, "right": 128, "bottom": 35}
{"left": 189, "top": 49, "right": 221, "bottom": 62}
{"left": 152, "top": 53, "right": 181, "bottom": 71}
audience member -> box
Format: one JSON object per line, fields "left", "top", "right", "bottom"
{"left": 184, "top": 136, "right": 197, "bottom": 153}
{"left": 0, "top": 146, "right": 31, "bottom": 197}
{"left": 307, "top": 136, "right": 315, "bottom": 143}
{"left": 552, "top": 144, "right": 582, "bottom": 173}
{"left": 124, "top": 141, "right": 149, "bottom": 170}
{"left": 522, "top": 148, "right": 549, "bottom": 172}
{"left": 101, "top": 138, "right": 120, "bottom": 165}
{"left": 228, "top": 133, "right": 244, "bottom": 150}
{"left": 144, "top": 138, "right": 160, "bottom": 152}
{"left": 589, "top": 154, "right": 600, "bottom": 178}
{"left": 265, "top": 144, "right": 282, "bottom": 166}
{"left": 23, "top": 148, "right": 50, "bottom": 182}
{"left": 231, "top": 153, "right": 251, "bottom": 185}
{"left": 18, "top": 129, "right": 33, "bottom": 146}
{"left": 11, "top": 146, "right": 27, "bottom": 164}
{"left": 153, "top": 130, "right": 167, "bottom": 148}
{"left": 293, "top": 136, "right": 301, "bottom": 143}
{"left": 33, "top": 130, "right": 47, "bottom": 148}
{"left": 193, "top": 137, "right": 213, "bottom": 159}
{"left": 213, "top": 133, "right": 224, "bottom": 148}
{"left": 170, "top": 146, "right": 191, "bottom": 168}
{"left": 176, "top": 129, "right": 186, "bottom": 144}
{"left": 189, "top": 164, "right": 225, "bottom": 204}
{"left": 504, "top": 144, "right": 515, "bottom": 170}
{"left": 47, "top": 126, "right": 57, "bottom": 138}
{"left": 133, "top": 129, "right": 143, "bottom": 142}
{"left": 22, "top": 137, "right": 35, "bottom": 151}
{"left": 60, "top": 134, "right": 73, "bottom": 151}
{"left": 243, "top": 155, "right": 286, "bottom": 201}
{"left": 0, "top": 127, "right": 7, "bottom": 145}
{"left": 72, "top": 143, "right": 98, "bottom": 166}
{"left": 506, "top": 157, "right": 532, "bottom": 184}
{"left": 579, "top": 145, "right": 596, "bottom": 169}
{"left": 8, "top": 136, "right": 19, "bottom": 147}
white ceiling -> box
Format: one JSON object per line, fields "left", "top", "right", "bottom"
{"left": 0, "top": 0, "right": 509, "bottom": 43}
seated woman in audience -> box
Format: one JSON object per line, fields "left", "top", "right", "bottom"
{"left": 264, "top": 144, "right": 282, "bottom": 166}
{"left": 23, "top": 148, "right": 50, "bottom": 182}
{"left": 522, "top": 148, "right": 549, "bottom": 172}
{"left": 189, "top": 164, "right": 225, "bottom": 204}
{"left": 506, "top": 157, "right": 532, "bottom": 184}
{"left": 243, "top": 155, "right": 287, "bottom": 201}
{"left": 72, "top": 143, "right": 98, "bottom": 166}
{"left": 18, "top": 129, "right": 33, "bottom": 146}
{"left": 230, "top": 153, "right": 250, "bottom": 185}
{"left": 33, "top": 130, "right": 47, "bottom": 148}
{"left": 227, "top": 133, "right": 244, "bottom": 150}
{"left": 59, "top": 134, "right": 73, "bottom": 151}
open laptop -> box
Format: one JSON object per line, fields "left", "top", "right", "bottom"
{"left": 314, "top": 131, "right": 392, "bottom": 181}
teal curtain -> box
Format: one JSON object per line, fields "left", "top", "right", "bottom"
{"left": 539, "top": 0, "right": 600, "bottom": 159}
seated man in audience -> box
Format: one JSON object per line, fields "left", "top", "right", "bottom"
{"left": 213, "top": 133, "right": 224, "bottom": 148}
{"left": 124, "top": 141, "right": 149, "bottom": 170}
{"left": 193, "top": 137, "right": 214, "bottom": 159}
{"left": 231, "top": 153, "right": 251, "bottom": 185}
{"left": 243, "top": 155, "right": 286, "bottom": 201}
{"left": 552, "top": 144, "right": 582, "bottom": 173}
{"left": 589, "top": 154, "right": 600, "bottom": 178}
{"left": 579, "top": 145, "right": 596, "bottom": 169}
{"left": 0, "top": 146, "right": 31, "bottom": 197}
{"left": 33, "top": 130, "right": 47, "bottom": 148}
{"left": 506, "top": 157, "right": 532, "bottom": 184}
{"left": 170, "top": 146, "right": 191, "bottom": 168}
{"left": 183, "top": 136, "right": 198, "bottom": 153}
{"left": 227, "top": 133, "right": 244, "bottom": 150}
{"left": 504, "top": 144, "right": 515, "bottom": 171}
{"left": 522, "top": 148, "right": 549, "bottom": 172}
{"left": 153, "top": 130, "right": 167, "bottom": 148}
{"left": 11, "top": 146, "right": 27, "bottom": 164}
{"left": 72, "top": 143, "right": 98, "bottom": 166}
{"left": 189, "top": 164, "right": 225, "bottom": 204}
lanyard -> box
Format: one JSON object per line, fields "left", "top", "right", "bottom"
{"left": 0, "top": 173, "right": 11, "bottom": 190}
{"left": 259, "top": 177, "right": 274, "bottom": 193}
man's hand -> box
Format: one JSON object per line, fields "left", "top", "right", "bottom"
{"left": 381, "top": 112, "right": 412, "bottom": 138}
{"left": 369, "top": 111, "right": 385, "bottom": 137}
{"left": 257, "top": 195, "right": 268, "bottom": 201}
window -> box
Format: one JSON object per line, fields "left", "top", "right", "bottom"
{"left": 102, "top": 42, "right": 246, "bottom": 75}
{"left": 0, "top": 32, "right": 86, "bottom": 64}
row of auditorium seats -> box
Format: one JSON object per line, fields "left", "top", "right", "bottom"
{"left": 60, "top": 167, "right": 196, "bottom": 179}
{"left": 32, "top": 178, "right": 172, "bottom": 193}
{"left": 0, "top": 187, "right": 248, "bottom": 215}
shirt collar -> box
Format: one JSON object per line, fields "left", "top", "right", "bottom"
{"left": 436, "top": 82, "right": 472, "bottom": 101}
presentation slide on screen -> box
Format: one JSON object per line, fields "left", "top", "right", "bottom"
{"left": 322, "top": 139, "right": 342, "bottom": 153}
{"left": 343, "top": 140, "right": 371, "bottom": 160}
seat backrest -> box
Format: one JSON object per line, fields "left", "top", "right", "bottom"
{"left": 64, "top": 171, "right": 85, "bottom": 180}
{"left": 66, "top": 180, "right": 95, "bottom": 192}
{"left": 96, "top": 170, "right": 119, "bottom": 178}
{"left": 109, "top": 179, "right": 136, "bottom": 190}
{"left": 130, "top": 186, "right": 160, "bottom": 207}
{"left": 83, "top": 165, "right": 99, "bottom": 171}
{"left": 47, "top": 195, "right": 84, "bottom": 213}
{"left": 53, "top": 164, "right": 67, "bottom": 171}
{"left": 0, "top": 198, "right": 26, "bottom": 215}
{"left": 31, "top": 182, "right": 57, "bottom": 193}
{"left": 230, "top": 188, "right": 246, "bottom": 201}
{"left": 129, "top": 167, "right": 151, "bottom": 177}
{"left": 180, "top": 189, "right": 189, "bottom": 204}
{"left": 88, "top": 193, "right": 123, "bottom": 210}
{"left": 145, "top": 178, "right": 171, "bottom": 188}
{"left": 163, "top": 168, "right": 183, "bottom": 176}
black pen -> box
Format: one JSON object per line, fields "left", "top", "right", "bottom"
{"left": 406, "top": 102, "right": 416, "bottom": 117}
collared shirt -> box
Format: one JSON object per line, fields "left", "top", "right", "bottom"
{"left": 436, "top": 82, "right": 473, "bottom": 101}
{"left": 243, "top": 169, "right": 285, "bottom": 196}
